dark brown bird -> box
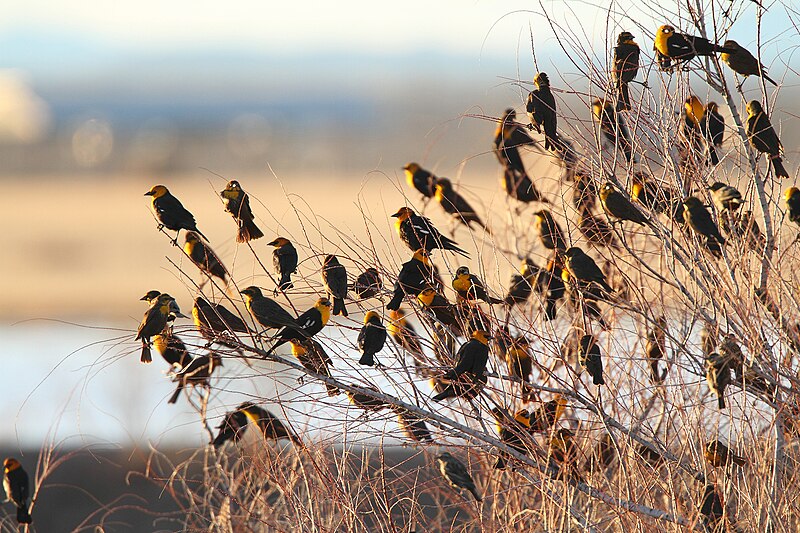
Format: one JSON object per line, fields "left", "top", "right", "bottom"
{"left": 706, "top": 352, "right": 731, "bottom": 409}
{"left": 352, "top": 267, "right": 382, "bottom": 299}
{"left": 345, "top": 384, "right": 389, "bottom": 412}
{"left": 708, "top": 182, "right": 742, "bottom": 213}
{"left": 504, "top": 336, "right": 534, "bottom": 402}
{"left": 599, "top": 181, "right": 648, "bottom": 225}
{"left": 683, "top": 197, "right": 726, "bottom": 257}
{"left": 267, "top": 237, "right": 298, "bottom": 292}
{"left": 437, "top": 452, "right": 482, "bottom": 502}
{"left": 630, "top": 172, "right": 682, "bottom": 220}
{"left": 394, "top": 407, "right": 434, "bottom": 444}
{"left": 322, "top": 255, "right": 349, "bottom": 317}
{"left": 526, "top": 72, "right": 559, "bottom": 150}
{"left": 721, "top": 40, "right": 777, "bottom": 87}
{"left": 387, "top": 309, "right": 427, "bottom": 372}
{"left": 192, "top": 297, "right": 252, "bottom": 349}
{"left": 573, "top": 172, "right": 598, "bottom": 210}
{"left": 533, "top": 258, "right": 566, "bottom": 321}
{"left": 490, "top": 407, "right": 532, "bottom": 469}
{"left": 494, "top": 108, "right": 540, "bottom": 187}
{"left": 417, "top": 287, "right": 462, "bottom": 334}
{"left": 434, "top": 178, "right": 491, "bottom": 234}
{"left": 290, "top": 338, "right": 339, "bottom": 397}
{"left": 357, "top": 311, "right": 387, "bottom": 367}
{"left": 646, "top": 316, "right": 667, "bottom": 383}
{"left": 168, "top": 352, "right": 223, "bottom": 404}
{"left": 563, "top": 247, "right": 614, "bottom": 294}
{"left": 392, "top": 207, "right": 469, "bottom": 257}
{"left": 212, "top": 409, "right": 249, "bottom": 448}
{"left": 746, "top": 100, "right": 790, "bottom": 179}
{"left": 579, "top": 334, "right": 605, "bottom": 386}
{"left": 403, "top": 162, "right": 437, "bottom": 201}
{"left": 153, "top": 325, "right": 193, "bottom": 368}
{"left": 578, "top": 204, "right": 620, "bottom": 249}
{"left": 184, "top": 231, "right": 228, "bottom": 284}
{"left": 533, "top": 210, "right": 567, "bottom": 252}
{"left": 504, "top": 258, "right": 538, "bottom": 307}
{"left": 240, "top": 286, "right": 298, "bottom": 330}
{"left": 613, "top": 31, "right": 640, "bottom": 111}
{"left": 699, "top": 484, "right": 725, "bottom": 531}
{"left": 704, "top": 439, "right": 745, "bottom": 467}
{"left": 137, "top": 293, "right": 184, "bottom": 364}
{"left": 528, "top": 395, "right": 567, "bottom": 433}
{"left": 681, "top": 95, "right": 706, "bottom": 163}
{"left": 220, "top": 180, "right": 263, "bottom": 243}
{"left": 239, "top": 402, "right": 304, "bottom": 448}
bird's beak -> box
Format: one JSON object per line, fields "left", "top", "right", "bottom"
{"left": 266, "top": 239, "right": 278, "bottom": 246}
{"left": 144, "top": 191, "right": 154, "bottom": 196}
{"left": 174, "top": 311, "right": 188, "bottom": 319}
{"left": 391, "top": 212, "right": 400, "bottom": 218}
{"left": 139, "top": 295, "right": 149, "bottom": 301}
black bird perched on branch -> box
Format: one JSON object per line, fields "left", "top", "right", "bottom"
{"left": 653, "top": 25, "right": 734, "bottom": 68}
{"left": 452, "top": 266, "right": 502, "bottom": 305}
{"left": 599, "top": 182, "right": 648, "bottom": 226}
{"left": 386, "top": 249, "right": 435, "bottom": 311}
{"left": 784, "top": 187, "right": 800, "bottom": 226}
{"left": 137, "top": 293, "right": 184, "bottom": 364}
{"left": 240, "top": 286, "right": 298, "bottom": 330}
{"left": 490, "top": 407, "right": 532, "bottom": 469}
{"left": 683, "top": 197, "right": 726, "bottom": 257}
{"left": 3, "top": 458, "right": 32, "bottom": 524}
{"left": 345, "top": 384, "right": 389, "bottom": 412}
{"left": 528, "top": 395, "right": 567, "bottom": 433}
{"left": 533, "top": 210, "right": 567, "bottom": 252}
{"left": 239, "top": 402, "right": 305, "bottom": 449}
{"left": 721, "top": 40, "right": 777, "bottom": 87}
{"left": 705, "top": 439, "right": 746, "bottom": 468}
{"left": 322, "top": 255, "right": 349, "bottom": 317}
{"left": 504, "top": 258, "right": 538, "bottom": 307}
{"left": 579, "top": 334, "right": 605, "bottom": 386}
{"left": 681, "top": 96, "right": 706, "bottom": 164}
{"left": 266, "top": 298, "right": 332, "bottom": 356}
{"left": 220, "top": 180, "right": 263, "bottom": 243}
{"left": 434, "top": 178, "right": 491, "bottom": 234}
{"left": 417, "top": 287, "right": 462, "bottom": 335}
{"left": 631, "top": 172, "right": 681, "bottom": 220}
{"left": 168, "top": 352, "right": 222, "bottom": 404}
{"left": 613, "top": 31, "right": 640, "bottom": 111}
{"left": 145, "top": 184, "right": 207, "bottom": 243}
{"left": 290, "top": 338, "right": 339, "bottom": 396}
{"left": 358, "top": 311, "right": 386, "bottom": 367}
{"left": 494, "top": 108, "right": 544, "bottom": 201}
{"left": 563, "top": 247, "right": 614, "bottom": 294}
{"left": 391, "top": 207, "right": 469, "bottom": 257}
{"left": 387, "top": 309, "right": 427, "bottom": 372}
{"left": 699, "top": 484, "right": 725, "bottom": 531}
{"left": 578, "top": 204, "right": 620, "bottom": 250}
{"left": 193, "top": 297, "right": 252, "bottom": 353}
{"left": 706, "top": 352, "right": 731, "bottom": 409}
{"left": 267, "top": 237, "right": 298, "bottom": 292}
{"left": 153, "top": 324, "right": 193, "bottom": 369}
{"left": 394, "top": 407, "right": 434, "bottom": 444}
{"left": 432, "top": 330, "right": 491, "bottom": 402}
{"left": 185, "top": 231, "right": 228, "bottom": 284}
{"left": 212, "top": 409, "right": 249, "bottom": 448}
{"left": 592, "top": 99, "right": 633, "bottom": 162}
{"left": 535, "top": 259, "right": 566, "bottom": 321}
{"left": 352, "top": 267, "right": 382, "bottom": 299}
{"left": 527, "top": 72, "right": 559, "bottom": 151}
{"left": 700, "top": 102, "right": 725, "bottom": 165}
{"left": 437, "top": 452, "right": 482, "bottom": 502}
{"left": 708, "top": 182, "right": 742, "bottom": 213}
{"left": 403, "top": 162, "right": 437, "bottom": 202}
{"left": 746, "top": 100, "right": 790, "bottom": 179}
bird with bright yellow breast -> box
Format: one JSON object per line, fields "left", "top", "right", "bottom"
{"left": 653, "top": 25, "right": 734, "bottom": 67}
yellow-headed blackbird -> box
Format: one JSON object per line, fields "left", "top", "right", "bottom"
{"left": 239, "top": 402, "right": 304, "bottom": 448}
{"left": 357, "top": 311, "right": 386, "bottom": 367}
{"left": 599, "top": 182, "right": 648, "bottom": 226}
{"left": 706, "top": 352, "right": 731, "bottom": 409}
{"left": 579, "top": 334, "right": 605, "bottom": 386}
{"left": 137, "top": 293, "right": 183, "bottom": 364}
{"left": 193, "top": 296, "right": 251, "bottom": 345}
{"left": 240, "top": 286, "right": 298, "bottom": 330}
{"left": 168, "top": 352, "right": 222, "bottom": 404}
{"left": 646, "top": 316, "right": 667, "bottom": 383}
{"left": 417, "top": 287, "right": 462, "bottom": 333}
{"left": 145, "top": 185, "right": 207, "bottom": 242}
{"left": 392, "top": 207, "right": 469, "bottom": 257}
{"left": 352, "top": 267, "right": 382, "bottom": 299}
{"left": 501, "top": 168, "right": 547, "bottom": 204}
{"left": 683, "top": 196, "right": 726, "bottom": 257}
{"left": 708, "top": 182, "right": 742, "bottom": 213}
{"left": 699, "top": 484, "right": 725, "bottom": 531}
{"left": 533, "top": 210, "right": 567, "bottom": 252}
{"left": 494, "top": 109, "right": 539, "bottom": 184}
{"left": 721, "top": 40, "right": 777, "bottom": 86}
{"left": 592, "top": 99, "right": 633, "bottom": 162}
{"left": 784, "top": 187, "right": 800, "bottom": 225}
{"left": 705, "top": 439, "right": 745, "bottom": 468}
{"left": 746, "top": 100, "right": 790, "bottom": 179}
{"left": 386, "top": 249, "right": 435, "bottom": 311}
{"left": 140, "top": 289, "right": 162, "bottom": 303}
{"left": 322, "top": 255, "right": 348, "bottom": 317}
{"left": 220, "top": 180, "right": 263, "bottom": 243}
{"left": 345, "top": 384, "right": 389, "bottom": 411}
{"left": 613, "top": 32, "right": 640, "bottom": 111}
{"left": 527, "top": 72, "right": 559, "bottom": 150}
{"left": 573, "top": 172, "right": 598, "bottom": 210}
{"left": 432, "top": 330, "right": 491, "bottom": 402}
{"left": 3, "top": 458, "right": 31, "bottom": 524}
{"left": 681, "top": 95, "right": 706, "bottom": 161}
{"left": 505, "top": 337, "right": 534, "bottom": 402}
{"left": 701, "top": 102, "right": 725, "bottom": 165}
{"left": 403, "top": 162, "right": 437, "bottom": 200}
{"left": 434, "top": 178, "right": 491, "bottom": 233}
{"left": 564, "top": 247, "right": 613, "bottom": 293}
{"left": 549, "top": 428, "right": 581, "bottom": 480}
{"left": 452, "top": 266, "right": 502, "bottom": 304}
{"left": 631, "top": 172, "right": 682, "bottom": 221}
{"left": 437, "top": 452, "right": 481, "bottom": 502}
{"left": 212, "top": 408, "right": 249, "bottom": 448}
{"left": 184, "top": 231, "right": 228, "bottom": 284}
{"left": 718, "top": 335, "right": 744, "bottom": 377}
{"left": 578, "top": 204, "right": 620, "bottom": 250}
{"left": 653, "top": 25, "right": 734, "bottom": 67}
{"left": 290, "top": 338, "right": 339, "bottom": 396}
{"left": 503, "top": 258, "right": 538, "bottom": 307}
{"left": 529, "top": 395, "right": 567, "bottom": 433}
{"left": 700, "top": 322, "right": 718, "bottom": 358}
{"left": 387, "top": 309, "right": 427, "bottom": 370}
{"left": 534, "top": 258, "right": 566, "bottom": 320}
{"left": 153, "top": 326, "right": 193, "bottom": 368}
{"left": 394, "top": 407, "right": 434, "bottom": 444}
{"left": 490, "top": 407, "right": 532, "bottom": 469}
{"left": 266, "top": 298, "right": 332, "bottom": 355}
{"left": 267, "top": 237, "right": 298, "bottom": 292}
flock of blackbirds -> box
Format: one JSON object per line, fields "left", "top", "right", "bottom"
{"left": 4, "top": 21, "right": 796, "bottom": 530}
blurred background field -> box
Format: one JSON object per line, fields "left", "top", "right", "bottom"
{"left": 2, "top": 0, "right": 800, "bottom": 530}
